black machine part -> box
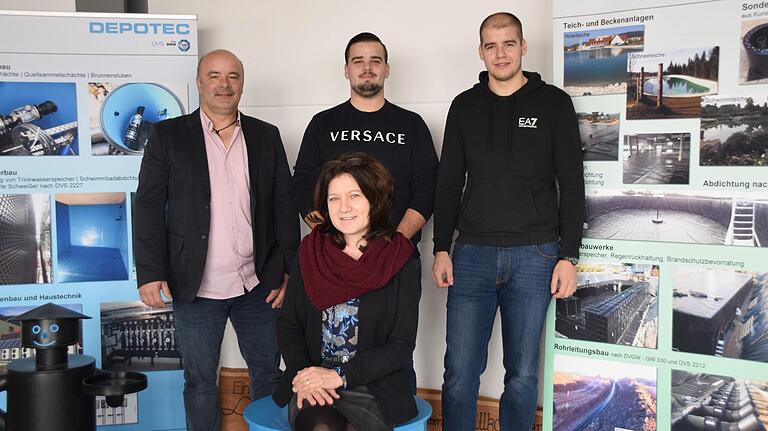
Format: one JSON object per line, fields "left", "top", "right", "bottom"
{"left": 744, "top": 23, "right": 768, "bottom": 81}
{"left": 0, "top": 101, "right": 57, "bottom": 136}
{"left": 83, "top": 370, "right": 148, "bottom": 408}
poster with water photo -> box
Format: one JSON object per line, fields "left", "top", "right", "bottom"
{"left": 626, "top": 47, "right": 719, "bottom": 120}
{"left": 700, "top": 94, "right": 768, "bottom": 166}
{"left": 563, "top": 25, "right": 644, "bottom": 97}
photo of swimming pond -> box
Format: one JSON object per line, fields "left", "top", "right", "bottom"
{"left": 563, "top": 25, "right": 644, "bottom": 97}
{"left": 578, "top": 112, "right": 620, "bottom": 161}
{"left": 642, "top": 77, "right": 710, "bottom": 97}
{"left": 626, "top": 47, "right": 719, "bottom": 120}
{"left": 700, "top": 94, "right": 768, "bottom": 166}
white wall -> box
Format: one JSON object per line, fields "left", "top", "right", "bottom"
{"left": 0, "top": 0, "right": 74, "bottom": 11}
{"left": 148, "top": 0, "right": 553, "bottom": 398}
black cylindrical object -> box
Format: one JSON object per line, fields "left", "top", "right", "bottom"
{"left": 124, "top": 106, "right": 145, "bottom": 150}
{"left": 35, "top": 347, "right": 68, "bottom": 370}
{"left": 6, "top": 355, "right": 96, "bottom": 431}
{"left": 744, "top": 23, "right": 768, "bottom": 81}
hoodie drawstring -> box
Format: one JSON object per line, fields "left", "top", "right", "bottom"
{"left": 507, "top": 99, "right": 516, "bottom": 151}
{"left": 486, "top": 98, "right": 495, "bottom": 152}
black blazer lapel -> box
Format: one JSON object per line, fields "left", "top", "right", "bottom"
{"left": 186, "top": 110, "right": 211, "bottom": 203}
{"left": 241, "top": 113, "right": 263, "bottom": 211}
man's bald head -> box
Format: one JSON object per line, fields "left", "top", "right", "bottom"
{"left": 197, "top": 49, "right": 244, "bottom": 79}
{"left": 479, "top": 12, "right": 523, "bottom": 44}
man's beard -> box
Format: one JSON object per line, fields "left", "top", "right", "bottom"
{"left": 352, "top": 82, "right": 383, "bottom": 98}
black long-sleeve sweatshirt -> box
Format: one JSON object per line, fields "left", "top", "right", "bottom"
{"left": 291, "top": 100, "right": 438, "bottom": 245}
{"left": 433, "top": 71, "right": 585, "bottom": 258}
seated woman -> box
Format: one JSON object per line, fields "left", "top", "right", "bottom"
{"left": 273, "top": 152, "right": 419, "bottom": 431}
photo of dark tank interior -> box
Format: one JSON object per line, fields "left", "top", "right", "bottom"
{"left": 673, "top": 268, "right": 768, "bottom": 363}
{"left": 584, "top": 190, "right": 768, "bottom": 248}
{"left": 0, "top": 304, "right": 83, "bottom": 364}
{"left": 556, "top": 262, "right": 659, "bottom": 349}
{"left": 623, "top": 133, "right": 691, "bottom": 184}
{"left": 101, "top": 301, "right": 182, "bottom": 372}
{"left": 671, "top": 370, "right": 768, "bottom": 430}
{"left": 0, "top": 194, "right": 52, "bottom": 285}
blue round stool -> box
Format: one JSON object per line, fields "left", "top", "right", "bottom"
{"left": 244, "top": 395, "right": 432, "bottom": 431}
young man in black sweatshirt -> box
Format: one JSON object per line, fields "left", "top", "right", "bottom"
{"left": 290, "top": 32, "right": 438, "bottom": 392}
{"left": 432, "top": 13, "right": 585, "bottom": 431}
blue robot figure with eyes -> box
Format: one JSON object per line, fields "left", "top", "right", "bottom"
{"left": 0, "top": 303, "right": 147, "bottom": 431}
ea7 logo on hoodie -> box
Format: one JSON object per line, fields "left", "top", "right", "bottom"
{"left": 518, "top": 117, "right": 538, "bottom": 128}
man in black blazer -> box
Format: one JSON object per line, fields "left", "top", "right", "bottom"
{"left": 133, "top": 49, "right": 299, "bottom": 431}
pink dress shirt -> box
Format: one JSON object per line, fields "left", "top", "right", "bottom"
{"left": 196, "top": 110, "right": 259, "bottom": 299}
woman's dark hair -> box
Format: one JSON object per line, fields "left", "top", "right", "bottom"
{"left": 309, "top": 152, "right": 395, "bottom": 248}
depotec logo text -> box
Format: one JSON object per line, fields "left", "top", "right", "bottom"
{"left": 89, "top": 22, "right": 191, "bottom": 35}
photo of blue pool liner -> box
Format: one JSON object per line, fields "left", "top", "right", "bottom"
{"left": 55, "top": 193, "right": 129, "bottom": 283}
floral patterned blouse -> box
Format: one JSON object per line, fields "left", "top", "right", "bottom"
{"left": 321, "top": 298, "right": 360, "bottom": 362}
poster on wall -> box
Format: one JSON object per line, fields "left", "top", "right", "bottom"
{"left": 0, "top": 10, "right": 197, "bottom": 430}
{"left": 548, "top": 1, "right": 768, "bottom": 430}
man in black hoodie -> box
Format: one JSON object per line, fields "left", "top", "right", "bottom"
{"left": 432, "top": 13, "right": 584, "bottom": 430}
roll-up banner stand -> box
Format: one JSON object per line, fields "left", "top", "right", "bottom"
{"left": 0, "top": 10, "right": 197, "bottom": 430}
{"left": 545, "top": 1, "right": 768, "bottom": 430}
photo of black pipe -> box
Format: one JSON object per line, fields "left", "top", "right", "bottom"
{"left": 744, "top": 23, "right": 768, "bottom": 81}
{"left": 671, "top": 370, "right": 768, "bottom": 430}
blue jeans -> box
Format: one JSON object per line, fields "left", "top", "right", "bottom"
{"left": 173, "top": 286, "right": 280, "bottom": 431}
{"left": 442, "top": 241, "right": 558, "bottom": 431}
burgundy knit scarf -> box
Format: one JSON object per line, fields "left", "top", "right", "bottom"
{"left": 299, "top": 229, "right": 413, "bottom": 310}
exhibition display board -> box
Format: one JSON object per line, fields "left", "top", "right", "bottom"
{"left": 0, "top": 10, "right": 198, "bottom": 430}
{"left": 545, "top": 1, "right": 768, "bottom": 429}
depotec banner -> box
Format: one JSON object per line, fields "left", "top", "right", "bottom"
{"left": 0, "top": 10, "right": 197, "bottom": 430}
{"left": 545, "top": 1, "right": 768, "bottom": 430}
